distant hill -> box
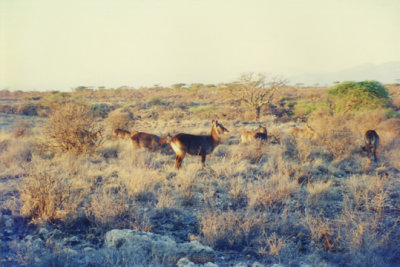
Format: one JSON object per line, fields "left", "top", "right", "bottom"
{"left": 289, "top": 61, "right": 400, "bottom": 86}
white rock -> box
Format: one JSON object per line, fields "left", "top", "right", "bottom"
{"left": 177, "top": 257, "right": 196, "bottom": 267}
{"left": 104, "top": 229, "right": 216, "bottom": 265}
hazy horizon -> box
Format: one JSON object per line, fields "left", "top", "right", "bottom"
{"left": 1, "top": 0, "right": 400, "bottom": 91}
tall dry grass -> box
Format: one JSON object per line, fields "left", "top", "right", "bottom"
{"left": 19, "top": 159, "right": 79, "bottom": 223}
{"left": 2, "top": 86, "right": 400, "bottom": 266}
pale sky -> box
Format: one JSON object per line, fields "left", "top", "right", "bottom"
{"left": 1, "top": 0, "right": 399, "bottom": 91}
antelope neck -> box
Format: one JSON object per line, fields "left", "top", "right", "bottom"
{"left": 211, "top": 126, "right": 221, "bottom": 143}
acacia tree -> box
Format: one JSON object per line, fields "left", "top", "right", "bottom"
{"left": 232, "top": 72, "right": 287, "bottom": 121}
{"left": 328, "top": 80, "right": 390, "bottom": 112}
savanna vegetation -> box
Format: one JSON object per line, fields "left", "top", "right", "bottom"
{"left": 0, "top": 76, "right": 399, "bottom": 266}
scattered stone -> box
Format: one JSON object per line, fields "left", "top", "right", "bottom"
{"left": 64, "top": 248, "right": 79, "bottom": 257}
{"left": 63, "top": 235, "right": 80, "bottom": 245}
{"left": 104, "top": 229, "right": 216, "bottom": 265}
{"left": 49, "top": 229, "right": 62, "bottom": 238}
{"left": 38, "top": 227, "right": 49, "bottom": 239}
{"left": 150, "top": 208, "right": 199, "bottom": 242}
{"left": 4, "top": 215, "right": 13, "bottom": 228}
{"left": 28, "top": 238, "right": 45, "bottom": 255}
{"left": 333, "top": 170, "right": 346, "bottom": 178}
{"left": 204, "top": 262, "right": 219, "bottom": 267}
{"left": 179, "top": 240, "right": 216, "bottom": 264}
{"left": 177, "top": 257, "right": 196, "bottom": 267}
{"left": 83, "top": 247, "right": 95, "bottom": 253}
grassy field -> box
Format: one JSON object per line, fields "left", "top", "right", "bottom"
{"left": 0, "top": 84, "right": 399, "bottom": 266}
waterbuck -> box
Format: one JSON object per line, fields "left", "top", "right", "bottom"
{"left": 241, "top": 125, "right": 267, "bottom": 143}
{"left": 170, "top": 120, "right": 229, "bottom": 169}
{"left": 364, "top": 130, "right": 380, "bottom": 162}
{"left": 290, "top": 124, "right": 317, "bottom": 139}
{"left": 131, "top": 132, "right": 171, "bottom": 152}
{"left": 113, "top": 129, "right": 132, "bottom": 140}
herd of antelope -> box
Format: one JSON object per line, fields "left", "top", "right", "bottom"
{"left": 113, "top": 121, "right": 380, "bottom": 169}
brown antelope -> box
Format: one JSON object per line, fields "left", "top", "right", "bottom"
{"left": 363, "top": 130, "right": 380, "bottom": 162}
{"left": 290, "top": 125, "right": 316, "bottom": 139}
{"left": 159, "top": 134, "right": 172, "bottom": 150}
{"left": 170, "top": 120, "right": 229, "bottom": 169}
{"left": 241, "top": 125, "right": 267, "bottom": 143}
{"left": 131, "top": 132, "right": 171, "bottom": 152}
{"left": 113, "top": 129, "right": 132, "bottom": 140}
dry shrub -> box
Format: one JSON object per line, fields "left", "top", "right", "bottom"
{"left": 338, "top": 199, "right": 393, "bottom": 264}
{"left": 334, "top": 174, "right": 398, "bottom": 265}
{"left": 266, "top": 232, "right": 286, "bottom": 257}
{"left": 248, "top": 174, "right": 298, "bottom": 210}
{"left": 106, "top": 108, "right": 135, "bottom": 131}
{"left": 174, "top": 170, "right": 196, "bottom": 206}
{"left": 307, "top": 111, "right": 358, "bottom": 159}
{"left": 270, "top": 140, "right": 297, "bottom": 168}
{"left": 19, "top": 161, "right": 78, "bottom": 223}
{"left": 0, "top": 132, "right": 33, "bottom": 173}
{"left": 156, "top": 189, "right": 177, "bottom": 209}
{"left": 228, "top": 177, "right": 248, "bottom": 205}
{"left": 307, "top": 180, "right": 333, "bottom": 197}
{"left": 294, "top": 135, "right": 315, "bottom": 163}
{"left": 344, "top": 175, "right": 388, "bottom": 213}
{"left": 157, "top": 107, "right": 187, "bottom": 121}
{"left": 119, "top": 167, "right": 161, "bottom": 202}
{"left": 0, "top": 142, "right": 32, "bottom": 171}
{"left": 12, "top": 120, "right": 32, "bottom": 138}
{"left": 232, "top": 142, "right": 268, "bottom": 165}
{"left": 381, "top": 138, "right": 400, "bottom": 169}
{"left": 17, "top": 101, "right": 38, "bottom": 116}
{"left": 376, "top": 118, "right": 400, "bottom": 146}
{"left": 43, "top": 102, "right": 103, "bottom": 154}
{"left": 98, "top": 141, "right": 119, "bottom": 159}
{"left": 258, "top": 231, "right": 286, "bottom": 257}
{"left": 200, "top": 210, "right": 263, "bottom": 250}
{"left": 370, "top": 117, "right": 400, "bottom": 168}
{"left": 87, "top": 182, "right": 137, "bottom": 229}
{"left": 302, "top": 212, "right": 335, "bottom": 250}
{"left": 352, "top": 110, "right": 387, "bottom": 134}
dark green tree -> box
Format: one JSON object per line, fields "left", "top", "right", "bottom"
{"left": 328, "top": 81, "right": 390, "bottom": 112}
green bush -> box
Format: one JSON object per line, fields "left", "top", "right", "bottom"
{"left": 385, "top": 109, "right": 400, "bottom": 118}
{"left": 148, "top": 97, "right": 164, "bottom": 106}
{"left": 328, "top": 81, "right": 390, "bottom": 112}
{"left": 293, "top": 100, "right": 330, "bottom": 117}
{"left": 90, "top": 103, "right": 114, "bottom": 118}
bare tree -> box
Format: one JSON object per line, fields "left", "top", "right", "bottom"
{"left": 232, "top": 72, "right": 287, "bottom": 121}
